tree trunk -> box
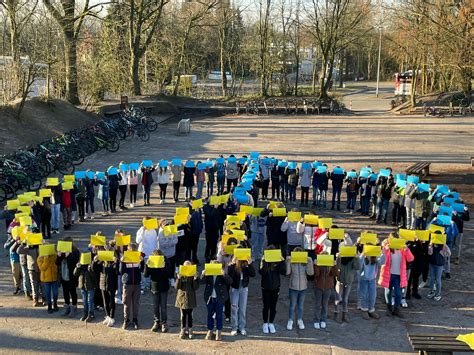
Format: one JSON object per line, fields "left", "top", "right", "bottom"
{"left": 131, "top": 51, "right": 141, "bottom": 95}
{"left": 220, "top": 39, "right": 228, "bottom": 97}
{"left": 64, "top": 28, "right": 80, "bottom": 105}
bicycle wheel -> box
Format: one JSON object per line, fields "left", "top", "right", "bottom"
{"left": 147, "top": 119, "right": 158, "bottom": 132}
{"left": 106, "top": 140, "right": 120, "bottom": 152}
{"left": 0, "top": 183, "right": 15, "bottom": 202}
{"left": 138, "top": 129, "right": 150, "bottom": 142}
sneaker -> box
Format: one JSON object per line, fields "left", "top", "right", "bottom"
{"left": 170, "top": 279, "right": 176, "bottom": 288}
{"left": 132, "top": 319, "right": 139, "bottom": 330}
{"left": 262, "top": 323, "right": 269, "bottom": 334}
{"left": 103, "top": 316, "right": 111, "bottom": 325}
{"left": 107, "top": 318, "right": 115, "bottom": 327}
{"left": 286, "top": 320, "right": 293, "bottom": 330}
{"left": 151, "top": 322, "right": 160, "bottom": 332}
{"left": 130, "top": 203, "right": 134, "bottom": 208}
{"left": 314, "top": 322, "right": 320, "bottom": 329}
{"left": 205, "top": 330, "right": 214, "bottom": 340}
{"left": 225, "top": 317, "right": 230, "bottom": 323}
{"left": 115, "top": 298, "right": 123, "bottom": 305}
{"left": 13, "top": 287, "right": 21, "bottom": 295}
{"left": 47, "top": 304, "right": 53, "bottom": 314}
{"left": 122, "top": 319, "right": 131, "bottom": 330}
{"left": 427, "top": 291, "right": 436, "bottom": 299}
{"left": 419, "top": 281, "right": 427, "bottom": 288}
{"left": 160, "top": 200, "right": 163, "bottom": 205}
{"left": 85, "top": 313, "right": 95, "bottom": 322}
{"left": 80, "top": 314, "right": 88, "bottom": 322}
{"left": 179, "top": 328, "right": 186, "bottom": 339}
{"left": 320, "top": 321, "right": 327, "bottom": 329}
{"left": 188, "top": 328, "right": 194, "bottom": 339}
{"left": 401, "top": 299, "right": 408, "bottom": 308}
{"left": 161, "top": 323, "right": 168, "bottom": 333}
{"left": 240, "top": 329, "right": 247, "bottom": 336}
{"left": 434, "top": 295, "right": 442, "bottom": 302}
{"left": 368, "top": 311, "right": 380, "bottom": 319}
{"left": 297, "top": 319, "right": 305, "bottom": 330}
{"left": 268, "top": 323, "right": 276, "bottom": 333}
{"left": 362, "top": 311, "right": 370, "bottom": 320}
{"left": 230, "top": 330, "right": 238, "bottom": 336}
{"left": 215, "top": 330, "right": 222, "bottom": 341}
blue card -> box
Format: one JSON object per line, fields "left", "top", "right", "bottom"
{"left": 228, "top": 156, "right": 237, "bottom": 164}
{"left": 159, "top": 160, "right": 169, "bottom": 168}
{"left": 185, "top": 160, "right": 195, "bottom": 168}
{"left": 234, "top": 193, "right": 249, "bottom": 204}
{"left": 249, "top": 163, "right": 259, "bottom": 170}
{"left": 197, "top": 163, "right": 206, "bottom": 170}
{"left": 369, "top": 173, "right": 378, "bottom": 181}
{"left": 347, "top": 171, "right": 357, "bottom": 178}
{"left": 301, "top": 162, "right": 311, "bottom": 170}
{"left": 239, "top": 157, "right": 249, "bottom": 165}
{"left": 262, "top": 158, "right": 271, "bottom": 165}
{"left": 333, "top": 167, "right": 344, "bottom": 175}
{"left": 107, "top": 167, "right": 118, "bottom": 176}
{"left": 271, "top": 158, "right": 278, "bottom": 165}
{"left": 75, "top": 171, "right": 86, "bottom": 179}
{"left": 129, "top": 162, "right": 140, "bottom": 170}
{"left": 395, "top": 174, "right": 406, "bottom": 181}
{"left": 312, "top": 161, "right": 322, "bottom": 168}
{"left": 250, "top": 152, "right": 260, "bottom": 160}
{"left": 86, "top": 171, "right": 95, "bottom": 179}
{"left": 379, "top": 169, "right": 390, "bottom": 177}
{"left": 436, "top": 185, "right": 449, "bottom": 194}
{"left": 407, "top": 175, "right": 419, "bottom": 184}
{"left": 288, "top": 162, "right": 297, "bottom": 170}
{"left": 361, "top": 167, "right": 372, "bottom": 173}
{"left": 119, "top": 163, "right": 129, "bottom": 172}
{"left": 437, "top": 215, "right": 451, "bottom": 226}
{"left": 317, "top": 166, "right": 327, "bottom": 173}
{"left": 233, "top": 187, "right": 246, "bottom": 196}
{"left": 396, "top": 180, "right": 407, "bottom": 188}
{"left": 446, "top": 192, "right": 460, "bottom": 200}
{"left": 452, "top": 203, "right": 465, "bottom": 213}
{"left": 277, "top": 161, "right": 288, "bottom": 168}
{"left": 417, "top": 183, "right": 430, "bottom": 192}
{"left": 96, "top": 172, "right": 105, "bottom": 180}
{"left": 439, "top": 205, "right": 453, "bottom": 216}
{"left": 142, "top": 160, "right": 153, "bottom": 168}
{"left": 359, "top": 170, "right": 369, "bottom": 178}
{"left": 216, "top": 157, "right": 225, "bottom": 164}
{"left": 171, "top": 159, "right": 182, "bottom": 166}
{"left": 443, "top": 197, "right": 456, "bottom": 205}
{"left": 206, "top": 160, "right": 214, "bottom": 168}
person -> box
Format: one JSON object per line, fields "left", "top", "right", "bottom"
{"left": 188, "top": 204, "right": 203, "bottom": 265}
{"left": 451, "top": 205, "right": 469, "bottom": 264}
{"left": 50, "top": 183, "right": 63, "bottom": 233}
{"left": 299, "top": 164, "right": 311, "bottom": 207}
{"left": 157, "top": 219, "right": 179, "bottom": 285}
{"left": 344, "top": 174, "right": 359, "bottom": 214}
{"left": 260, "top": 158, "right": 271, "bottom": 200}
{"left": 427, "top": 231, "right": 451, "bottom": 302}
{"left": 428, "top": 216, "right": 458, "bottom": 278}
{"left": 171, "top": 162, "right": 183, "bottom": 202}
{"left": 217, "top": 236, "right": 239, "bottom": 323}
{"left": 4, "top": 229, "right": 21, "bottom": 295}
{"left": 203, "top": 202, "right": 221, "bottom": 262}
{"left": 376, "top": 175, "right": 394, "bottom": 224}
{"left": 285, "top": 166, "right": 299, "bottom": 202}
{"left": 98, "top": 246, "right": 119, "bottom": 327}
{"left": 281, "top": 209, "right": 304, "bottom": 253}
{"left": 118, "top": 163, "right": 128, "bottom": 210}
{"left": 330, "top": 168, "right": 344, "bottom": 211}
{"left": 359, "top": 247, "right": 386, "bottom": 320}
{"left": 61, "top": 186, "right": 73, "bottom": 230}
{"left": 136, "top": 217, "right": 158, "bottom": 291}
{"left": 359, "top": 174, "right": 372, "bottom": 216}
{"left": 75, "top": 179, "right": 86, "bottom": 222}
{"left": 261, "top": 203, "right": 287, "bottom": 257}
{"left": 56, "top": 237, "right": 80, "bottom": 317}
{"left": 414, "top": 186, "right": 431, "bottom": 230}
{"left": 228, "top": 255, "right": 256, "bottom": 336}
{"left": 128, "top": 168, "right": 139, "bottom": 208}
{"left": 38, "top": 251, "right": 59, "bottom": 313}
{"left": 285, "top": 247, "right": 314, "bottom": 330}
{"left": 39, "top": 197, "right": 52, "bottom": 239}
{"left": 97, "top": 174, "right": 110, "bottom": 216}
{"left": 216, "top": 157, "right": 226, "bottom": 195}
{"left": 10, "top": 229, "right": 32, "bottom": 299}
{"left": 73, "top": 255, "right": 98, "bottom": 322}
{"left": 270, "top": 163, "right": 280, "bottom": 200}
{"left": 175, "top": 261, "right": 200, "bottom": 339}
{"left": 141, "top": 164, "right": 156, "bottom": 206}
{"left": 404, "top": 182, "right": 417, "bottom": 229}
{"left": 391, "top": 185, "right": 405, "bottom": 227}
{"left": 259, "top": 246, "right": 286, "bottom": 334}
{"left": 378, "top": 237, "right": 414, "bottom": 318}
{"left": 314, "top": 165, "right": 329, "bottom": 208}
{"left": 405, "top": 237, "right": 424, "bottom": 301}
{"left": 296, "top": 214, "right": 318, "bottom": 260}
{"left": 206, "top": 161, "right": 216, "bottom": 197}
{"left": 195, "top": 163, "right": 206, "bottom": 199}
{"left": 226, "top": 155, "right": 239, "bottom": 192}
{"left": 250, "top": 213, "right": 266, "bottom": 261}
{"left": 201, "top": 262, "right": 232, "bottom": 341}
{"left": 18, "top": 240, "right": 43, "bottom": 307}
{"left": 108, "top": 169, "right": 120, "bottom": 212}
{"left": 183, "top": 162, "right": 196, "bottom": 201}
{"left": 83, "top": 172, "right": 97, "bottom": 219}
{"left": 157, "top": 166, "right": 170, "bottom": 204}
{"left": 144, "top": 250, "right": 173, "bottom": 333}
{"left": 120, "top": 243, "right": 145, "bottom": 330}
{"left": 278, "top": 162, "right": 288, "bottom": 202}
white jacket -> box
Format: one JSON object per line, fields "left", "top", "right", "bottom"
{"left": 136, "top": 226, "right": 158, "bottom": 258}
{"left": 296, "top": 222, "right": 317, "bottom": 250}
{"left": 157, "top": 170, "right": 170, "bottom": 184}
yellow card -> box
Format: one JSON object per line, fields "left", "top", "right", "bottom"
{"left": 240, "top": 205, "right": 254, "bottom": 215}
{"left": 148, "top": 255, "right": 165, "bottom": 268}
{"left": 11, "top": 226, "right": 20, "bottom": 238}
{"left": 179, "top": 264, "right": 197, "bottom": 277}
{"left": 57, "top": 241, "right": 72, "bottom": 253}
{"left": 318, "top": 218, "right": 333, "bottom": 229}
{"left": 163, "top": 224, "right": 178, "bottom": 236}
{"left": 143, "top": 218, "right": 158, "bottom": 230}
{"left": 64, "top": 175, "right": 75, "bottom": 182}
{"left": 316, "top": 254, "right": 334, "bottom": 266}
{"left": 251, "top": 207, "right": 264, "bottom": 217}
{"left": 234, "top": 248, "right": 251, "bottom": 260}
{"left": 220, "top": 194, "right": 230, "bottom": 204}
{"left": 268, "top": 201, "right": 278, "bottom": 210}
{"left": 204, "top": 263, "right": 222, "bottom": 276}
{"left": 264, "top": 249, "right": 282, "bottom": 262}
{"left": 19, "top": 227, "right": 28, "bottom": 242}
{"left": 98, "top": 251, "right": 115, "bottom": 262}
{"left": 360, "top": 232, "right": 378, "bottom": 245}
{"left": 17, "top": 206, "right": 31, "bottom": 214}
{"left": 176, "top": 207, "right": 190, "bottom": 216}
{"left": 7, "top": 199, "right": 20, "bottom": 210}
{"left": 62, "top": 182, "right": 74, "bottom": 190}
{"left": 304, "top": 214, "right": 319, "bottom": 225}
{"left": 456, "top": 333, "right": 474, "bottom": 350}
{"left": 39, "top": 189, "right": 52, "bottom": 198}
{"left": 123, "top": 251, "right": 141, "bottom": 263}
{"left": 27, "top": 233, "right": 43, "bottom": 246}
{"left": 226, "top": 216, "right": 241, "bottom": 225}
{"left": 32, "top": 196, "right": 43, "bottom": 203}
{"left": 39, "top": 244, "right": 55, "bottom": 256}
{"left": 339, "top": 246, "right": 357, "bottom": 257}
{"left": 290, "top": 251, "right": 308, "bottom": 263}
{"left": 20, "top": 216, "right": 32, "bottom": 227}
{"left": 90, "top": 235, "right": 106, "bottom": 246}
{"left": 363, "top": 245, "right": 381, "bottom": 257}
{"left": 429, "top": 224, "right": 445, "bottom": 233}
{"left": 192, "top": 199, "right": 203, "bottom": 209}
{"left": 115, "top": 234, "right": 131, "bottom": 247}
{"left": 272, "top": 208, "right": 287, "bottom": 217}
{"left": 224, "top": 244, "right": 238, "bottom": 254}
{"left": 15, "top": 213, "right": 28, "bottom": 220}
{"left": 229, "top": 230, "right": 246, "bottom": 241}
{"left": 288, "top": 211, "right": 302, "bottom": 222}
{"left": 226, "top": 223, "right": 240, "bottom": 230}
{"left": 80, "top": 252, "right": 91, "bottom": 265}
{"left": 431, "top": 233, "right": 447, "bottom": 245}
{"left": 46, "top": 177, "right": 59, "bottom": 186}
{"left": 18, "top": 194, "right": 33, "bottom": 204}
{"left": 399, "top": 229, "right": 416, "bottom": 241}
{"left": 23, "top": 192, "right": 36, "bottom": 197}
{"left": 209, "top": 196, "right": 221, "bottom": 206}
{"left": 236, "top": 211, "right": 246, "bottom": 221}
{"left": 174, "top": 214, "right": 189, "bottom": 225}
{"left": 416, "top": 230, "right": 430, "bottom": 242}
{"left": 329, "top": 228, "right": 345, "bottom": 240}
{"left": 389, "top": 238, "right": 406, "bottom": 250}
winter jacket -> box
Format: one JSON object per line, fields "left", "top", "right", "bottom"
{"left": 313, "top": 171, "right": 329, "bottom": 190}
{"left": 259, "top": 260, "right": 286, "bottom": 290}
{"left": 428, "top": 244, "right": 450, "bottom": 266}
{"left": 73, "top": 264, "right": 98, "bottom": 291}
{"left": 83, "top": 178, "right": 98, "bottom": 198}
{"left": 183, "top": 167, "right": 195, "bottom": 187}
{"left": 98, "top": 261, "right": 119, "bottom": 291}
{"left": 141, "top": 167, "right": 155, "bottom": 187}
{"left": 171, "top": 165, "right": 182, "bottom": 182}
{"left": 206, "top": 166, "right": 216, "bottom": 183}
{"left": 296, "top": 222, "right": 317, "bottom": 250}
{"left": 157, "top": 228, "right": 178, "bottom": 258}
{"left": 120, "top": 260, "right": 145, "bottom": 285}
{"left": 175, "top": 276, "right": 200, "bottom": 309}
{"left": 250, "top": 215, "right": 266, "bottom": 234}
{"left": 4, "top": 236, "right": 19, "bottom": 263}
{"left": 38, "top": 255, "right": 58, "bottom": 282}
{"left": 336, "top": 257, "right": 362, "bottom": 285}
{"left": 17, "top": 244, "right": 40, "bottom": 272}
{"left": 285, "top": 256, "right": 314, "bottom": 291}
{"left": 330, "top": 173, "right": 345, "bottom": 190}
{"left": 109, "top": 174, "right": 121, "bottom": 190}
{"left": 281, "top": 220, "right": 304, "bottom": 246}
{"left": 56, "top": 249, "right": 80, "bottom": 285}
{"left": 314, "top": 264, "right": 339, "bottom": 290}
{"left": 261, "top": 208, "right": 287, "bottom": 246}
{"left": 452, "top": 210, "right": 470, "bottom": 234}
{"left": 62, "top": 190, "right": 72, "bottom": 209}
{"left": 404, "top": 184, "right": 417, "bottom": 209}
{"left": 97, "top": 179, "right": 110, "bottom": 200}
{"left": 414, "top": 191, "right": 431, "bottom": 218}
{"left": 202, "top": 274, "right": 232, "bottom": 304}
{"left": 359, "top": 254, "right": 386, "bottom": 281}
{"left": 286, "top": 168, "right": 299, "bottom": 186}
{"left": 195, "top": 168, "right": 205, "bottom": 183}
{"left": 51, "top": 185, "right": 63, "bottom": 205}
{"left": 203, "top": 204, "right": 221, "bottom": 232}
{"left": 143, "top": 259, "right": 173, "bottom": 293}
{"left": 226, "top": 162, "right": 238, "bottom": 180}
{"left": 299, "top": 168, "right": 312, "bottom": 188}
{"left": 157, "top": 169, "right": 170, "bottom": 184}
{"left": 227, "top": 263, "right": 256, "bottom": 289}
{"left": 190, "top": 210, "right": 203, "bottom": 235}
{"left": 378, "top": 247, "right": 414, "bottom": 288}
{"left": 136, "top": 226, "right": 158, "bottom": 258}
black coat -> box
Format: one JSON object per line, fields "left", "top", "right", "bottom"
{"left": 120, "top": 261, "right": 145, "bottom": 285}
{"left": 202, "top": 274, "right": 232, "bottom": 304}
{"left": 143, "top": 259, "right": 174, "bottom": 293}
{"left": 99, "top": 261, "right": 119, "bottom": 291}
{"left": 56, "top": 248, "right": 80, "bottom": 286}
{"left": 227, "top": 263, "right": 256, "bottom": 289}
{"left": 203, "top": 204, "right": 220, "bottom": 232}
{"left": 183, "top": 167, "right": 196, "bottom": 187}
{"left": 259, "top": 260, "right": 286, "bottom": 290}
{"left": 261, "top": 208, "right": 287, "bottom": 245}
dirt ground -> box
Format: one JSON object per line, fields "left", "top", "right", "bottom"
{"left": 0, "top": 85, "right": 473, "bottom": 354}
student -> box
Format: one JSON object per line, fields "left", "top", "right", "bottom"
{"left": 428, "top": 216, "right": 458, "bottom": 278}
{"left": 206, "top": 161, "right": 216, "bottom": 197}
{"left": 83, "top": 172, "right": 97, "bottom": 219}
{"left": 278, "top": 162, "right": 288, "bottom": 202}
{"left": 217, "top": 236, "right": 239, "bottom": 323}
{"left": 128, "top": 169, "right": 139, "bottom": 208}
{"left": 157, "top": 220, "right": 179, "bottom": 284}
{"left": 391, "top": 185, "right": 405, "bottom": 227}
{"left": 260, "top": 158, "right": 271, "bottom": 200}
{"left": 285, "top": 166, "right": 299, "bottom": 202}
{"left": 183, "top": 162, "right": 196, "bottom": 202}
{"left": 270, "top": 163, "right": 280, "bottom": 200}
{"left": 296, "top": 214, "right": 318, "bottom": 260}
{"left": 4, "top": 231, "right": 21, "bottom": 295}
{"left": 108, "top": 169, "right": 121, "bottom": 212}
{"left": 56, "top": 237, "right": 80, "bottom": 317}
{"left": 330, "top": 167, "right": 344, "bottom": 211}
{"left": 414, "top": 186, "right": 431, "bottom": 230}
{"left": 261, "top": 203, "right": 288, "bottom": 257}
{"left": 313, "top": 165, "right": 329, "bottom": 208}
{"left": 18, "top": 240, "right": 43, "bottom": 307}
{"left": 344, "top": 174, "right": 359, "bottom": 214}
{"left": 50, "top": 183, "right": 63, "bottom": 233}
{"left": 175, "top": 260, "right": 200, "bottom": 339}
{"left": 202, "top": 262, "right": 232, "bottom": 341}
{"left": 250, "top": 213, "right": 266, "bottom": 261}
{"left": 359, "top": 247, "right": 386, "bottom": 320}
{"left": 73, "top": 255, "right": 98, "bottom": 322}
{"left": 10, "top": 229, "right": 32, "bottom": 299}
{"left": 378, "top": 237, "right": 414, "bottom": 318}
{"left": 98, "top": 246, "right": 119, "bottom": 327}
{"left": 299, "top": 163, "right": 312, "bottom": 207}
{"left": 285, "top": 247, "right": 314, "bottom": 330}
{"left": 228, "top": 255, "right": 256, "bottom": 336}
{"left": 203, "top": 202, "right": 221, "bottom": 263}
{"left": 120, "top": 243, "right": 145, "bottom": 330}
{"left": 195, "top": 163, "right": 206, "bottom": 199}
{"left": 141, "top": 164, "right": 156, "bottom": 206}
{"left": 75, "top": 179, "right": 86, "bottom": 222}
{"left": 259, "top": 246, "right": 286, "bottom": 334}
{"left": 404, "top": 182, "right": 417, "bottom": 229}
{"left": 215, "top": 157, "right": 226, "bottom": 195}
{"left": 427, "top": 231, "right": 451, "bottom": 301}
{"left": 61, "top": 186, "right": 73, "bottom": 230}
{"left": 118, "top": 162, "right": 128, "bottom": 210}
{"left": 281, "top": 209, "right": 304, "bottom": 253}
{"left": 97, "top": 174, "right": 110, "bottom": 216}
{"left": 39, "top": 198, "right": 52, "bottom": 239}
{"left": 38, "top": 251, "right": 59, "bottom": 313}
{"left": 359, "top": 175, "right": 372, "bottom": 216}
{"left": 451, "top": 205, "right": 469, "bottom": 264}
{"left": 188, "top": 204, "right": 203, "bottom": 265}
{"left": 136, "top": 217, "right": 158, "bottom": 291}
{"left": 376, "top": 175, "right": 394, "bottom": 224}
{"left": 226, "top": 155, "right": 239, "bottom": 192}
{"left": 157, "top": 166, "right": 170, "bottom": 204}
{"left": 171, "top": 163, "right": 183, "bottom": 202}
{"left": 405, "top": 237, "right": 424, "bottom": 300}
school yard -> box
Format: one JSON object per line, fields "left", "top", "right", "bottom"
{"left": 1, "top": 87, "right": 473, "bottom": 354}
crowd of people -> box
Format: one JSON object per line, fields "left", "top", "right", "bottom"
{"left": 2, "top": 154, "right": 470, "bottom": 341}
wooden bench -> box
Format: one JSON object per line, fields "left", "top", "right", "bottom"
{"left": 406, "top": 161, "right": 431, "bottom": 177}
{"left": 408, "top": 333, "right": 472, "bottom": 355}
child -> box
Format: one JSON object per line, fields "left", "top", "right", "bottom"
{"left": 188, "top": 204, "right": 203, "bottom": 265}
{"left": 344, "top": 173, "right": 359, "bottom": 214}
{"left": 61, "top": 187, "right": 73, "bottom": 230}
{"left": 285, "top": 247, "right": 314, "bottom": 330}
{"left": 97, "top": 174, "right": 110, "bottom": 216}
{"left": 296, "top": 213, "right": 318, "bottom": 260}
{"left": 359, "top": 246, "right": 386, "bottom": 320}
{"left": 183, "top": 162, "right": 196, "bottom": 201}
{"left": 202, "top": 261, "right": 232, "bottom": 341}
{"left": 40, "top": 198, "right": 52, "bottom": 239}
{"left": 157, "top": 166, "right": 170, "bottom": 204}
{"left": 285, "top": 166, "right": 299, "bottom": 202}
{"left": 18, "top": 240, "right": 43, "bottom": 306}
{"left": 118, "top": 162, "right": 128, "bottom": 210}
{"left": 175, "top": 260, "right": 200, "bottom": 339}
{"left": 427, "top": 232, "right": 451, "bottom": 301}
{"left": 157, "top": 220, "right": 179, "bottom": 284}
{"left": 206, "top": 161, "right": 216, "bottom": 197}
{"left": 75, "top": 179, "right": 86, "bottom": 221}
{"left": 202, "top": 202, "right": 221, "bottom": 263}
{"left": 259, "top": 246, "right": 286, "bottom": 334}
{"left": 37, "top": 251, "right": 59, "bottom": 313}
{"left": 217, "top": 236, "right": 239, "bottom": 322}
{"left": 261, "top": 203, "right": 287, "bottom": 257}
{"left": 144, "top": 250, "right": 173, "bottom": 333}
{"left": 281, "top": 209, "right": 304, "bottom": 253}
{"left": 299, "top": 164, "right": 312, "bottom": 207}
{"left": 171, "top": 163, "right": 183, "bottom": 202}
{"left": 216, "top": 156, "right": 226, "bottom": 195}
{"left": 141, "top": 164, "right": 156, "bottom": 206}
{"left": 250, "top": 213, "right": 266, "bottom": 261}
{"left": 128, "top": 169, "right": 139, "bottom": 207}
{"left": 195, "top": 163, "right": 206, "bottom": 199}
{"left": 108, "top": 168, "right": 121, "bottom": 212}
{"left": 98, "top": 245, "right": 119, "bottom": 326}
{"left": 228, "top": 255, "right": 256, "bottom": 336}
{"left": 50, "top": 183, "right": 63, "bottom": 233}
{"left": 56, "top": 237, "right": 80, "bottom": 317}
{"left": 73, "top": 255, "right": 98, "bottom": 322}
{"left": 136, "top": 216, "right": 158, "bottom": 292}
{"left": 4, "top": 231, "right": 21, "bottom": 294}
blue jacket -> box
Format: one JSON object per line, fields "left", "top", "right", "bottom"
{"left": 190, "top": 210, "right": 203, "bottom": 235}
{"left": 4, "top": 236, "right": 19, "bottom": 263}
{"left": 428, "top": 218, "right": 459, "bottom": 247}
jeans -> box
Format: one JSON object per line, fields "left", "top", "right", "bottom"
{"left": 217, "top": 177, "right": 225, "bottom": 195}
{"left": 231, "top": 287, "right": 249, "bottom": 331}
{"left": 280, "top": 182, "right": 288, "bottom": 202}
{"left": 429, "top": 264, "right": 443, "bottom": 296}
{"left": 172, "top": 181, "right": 180, "bottom": 201}
{"left": 207, "top": 182, "right": 214, "bottom": 197}
{"left": 346, "top": 191, "right": 357, "bottom": 210}
{"left": 142, "top": 185, "right": 151, "bottom": 204}
{"left": 129, "top": 184, "right": 138, "bottom": 204}
{"left": 51, "top": 203, "right": 61, "bottom": 229}
{"left": 271, "top": 179, "right": 280, "bottom": 199}
{"left": 196, "top": 181, "right": 204, "bottom": 199}
{"left": 359, "top": 278, "right": 376, "bottom": 312}
{"left": 376, "top": 198, "right": 389, "bottom": 222}
{"left": 86, "top": 195, "right": 95, "bottom": 214}
{"left": 185, "top": 186, "right": 193, "bottom": 200}
{"left": 300, "top": 186, "right": 309, "bottom": 205}
{"left": 81, "top": 289, "right": 95, "bottom": 315}
{"left": 361, "top": 196, "right": 371, "bottom": 215}
{"left": 314, "top": 288, "right": 331, "bottom": 322}
{"left": 384, "top": 274, "right": 402, "bottom": 310}
{"left": 406, "top": 207, "right": 415, "bottom": 229}
{"left": 288, "top": 184, "right": 297, "bottom": 201}
{"left": 289, "top": 288, "right": 306, "bottom": 321}
{"left": 318, "top": 189, "right": 327, "bottom": 208}
{"left": 334, "top": 282, "right": 351, "bottom": 313}
{"left": 207, "top": 297, "right": 224, "bottom": 330}
{"left": 21, "top": 264, "right": 31, "bottom": 294}
{"left": 123, "top": 284, "right": 140, "bottom": 321}
{"left": 331, "top": 188, "right": 341, "bottom": 209}
{"left": 415, "top": 217, "right": 426, "bottom": 230}
{"left": 262, "top": 288, "right": 279, "bottom": 323}
{"left": 251, "top": 232, "right": 265, "bottom": 260}
{"left": 312, "top": 186, "right": 318, "bottom": 204}
{"left": 43, "top": 281, "right": 59, "bottom": 305}
{"left": 152, "top": 291, "right": 168, "bottom": 323}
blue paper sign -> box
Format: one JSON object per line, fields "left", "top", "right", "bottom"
{"left": 286, "top": 162, "right": 296, "bottom": 170}
{"left": 197, "top": 163, "right": 206, "bottom": 170}
{"left": 240, "top": 181, "right": 253, "bottom": 191}
{"left": 206, "top": 160, "right": 214, "bottom": 168}
{"left": 317, "top": 166, "right": 327, "bottom": 173}
{"left": 452, "top": 203, "right": 465, "bottom": 213}
{"left": 262, "top": 158, "right": 271, "bottom": 165}
{"left": 250, "top": 152, "right": 260, "bottom": 160}
{"left": 417, "top": 183, "right": 430, "bottom": 192}
{"left": 436, "top": 185, "right": 449, "bottom": 195}
{"left": 159, "top": 160, "right": 169, "bottom": 168}
{"left": 395, "top": 174, "right": 406, "bottom": 181}
{"left": 142, "top": 160, "right": 153, "bottom": 168}
{"left": 369, "top": 173, "right": 378, "bottom": 181}
{"left": 359, "top": 170, "right": 369, "bottom": 178}
{"left": 361, "top": 167, "right": 372, "bottom": 173}
{"left": 379, "top": 169, "right": 391, "bottom": 178}
{"left": 277, "top": 161, "right": 288, "bottom": 168}
{"left": 443, "top": 197, "right": 456, "bottom": 206}
{"left": 228, "top": 156, "right": 237, "bottom": 164}
{"left": 312, "top": 161, "right": 322, "bottom": 168}
{"left": 239, "top": 157, "right": 249, "bottom": 165}
{"left": 129, "top": 162, "right": 140, "bottom": 171}
{"left": 75, "top": 171, "right": 86, "bottom": 179}
{"left": 234, "top": 193, "right": 249, "bottom": 204}
{"left": 333, "top": 167, "right": 344, "bottom": 175}
{"left": 96, "top": 172, "right": 105, "bottom": 180}
{"left": 86, "top": 171, "right": 95, "bottom": 179}
{"left": 119, "top": 163, "right": 129, "bottom": 172}
{"left": 271, "top": 158, "right": 278, "bottom": 165}
{"left": 216, "top": 157, "right": 225, "bottom": 165}
{"left": 407, "top": 175, "right": 419, "bottom": 184}
{"left": 233, "top": 187, "right": 246, "bottom": 196}
{"left": 439, "top": 205, "right": 453, "bottom": 216}
{"left": 301, "top": 162, "right": 311, "bottom": 170}
{"left": 347, "top": 171, "right": 357, "bottom": 179}
{"left": 436, "top": 215, "right": 451, "bottom": 226}
{"left": 107, "top": 167, "right": 118, "bottom": 176}
{"left": 171, "top": 159, "right": 182, "bottom": 166}
{"left": 446, "top": 192, "right": 460, "bottom": 200}
{"left": 396, "top": 180, "right": 407, "bottom": 188}
{"left": 185, "top": 160, "right": 195, "bottom": 168}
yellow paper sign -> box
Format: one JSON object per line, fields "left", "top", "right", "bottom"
{"left": 11, "top": 226, "right": 20, "bottom": 238}
{"left": 174, "top": 214, "right": 189, "bottom": 225}
{"left": 220, "top": 194, "right": 230, "bottom": 204}
{"left": 339, "top": 246, "right": 357, "bottom": 257}
{"left": 317, "top": 254, "right": 335, "bottom": 266}
{"left": 7, "top": 199, "right": 20, "bottom": 210}
{"left": 90, "top": 235, "right": 106, "bottom": 247}
{"left": 15, "top": 213, "right": 28, "bottom": 220}
{"left": 288, "top": 211, "right": 302, "bottom": 222}
{"left": 46, "top": 177, "right": 59, "bottom": 186}
{"left": 18, "top": 194, "right": 33, "bottom": 204}
{"left": 27, "top": 233, "right": 43, "bottom": 246}
{"left": 226, "top": 216, "right": 241, "bottom": 225}
{"left": 240, "top": 205, "right": 254, "bottom": 215}
{"left": 62, "top": 182, "right": 74, "bottom": 190}
{"left": 192, "top": 199, "right": 203, "bottom": 209}
{"left": 226, "top": 223, "right": 240, "bottom": 230}
{"left": 416, "top": 230, "right": 430, "bottom": 242}
{"left": 389, "top": 238, "right": 406, "bottom": 250}
{"left": 210, "top": 196, "right": 221, "bottom": 206}
{"left": 236, "top": 211, "right": 246, "bottom": 221}
{"left": 64, "top": 175, "right": 75, "bottom": 182}
{"left": 360, "top": 232, "right": 378, "bottom": 245}
{"left": 456, "top": 333, "right": 474, "bottom": 350}
{"left": 176, "top": 207, "right": 190, "bottom": 216}
{"left": 23, "top": 192, "right": 36, "bottom": 197}
{"left": 143, "top": 218, "right": 158, "bottom": 230}
{"left": 163, "top": 224, "right": 178, "bottom": 236}
{"left": 304, "top": 214, "right": 319, "bottom": 225}
{"left": 204, "top": 263, "right": 222, "bottom": 276}
{"left": 230, "top": 229, "right": 246, "bottom": 240}
{"left": 224, "top": 244, "right": 238, "bottom": 254}
{"left": 39, "top": 244, "right": 55, "bottom": 256}
{"left": 264, "top": 249, "right": 282, "bottom": 263}
{"left": 429, "top": 224, "right": 445, "bottom": 233}
{"left": 431, "top": 233, "right": 447, "bottom": 245}
{"left": 252, "top": 208, "right": 264, "bottom": 217}
{"left": 32, "top": 196, "right": 43, "bottom": 203}
{"left": 290, "top": 251, "right": 308, "bottom": 263}
{"left": 18, "top": 227, "right": 28, "bottom": 242}
{"left": 57, "top": 241, "right": 72, "bottom": 253}
{"left": 363, "top": 245, "right": 381, "bottom": 257}
{"left": 17, "top": 206, "right": 31, "bottom": 214}
{"left": 399, "top": 229, "right": 416, "bottom": 241}
{"left": 148, "top": 255, "right": 165, "bottom": 268}
{"left": 272, "top": 208, "right": 287, "bottom": 217}
{"left": 98, "top": 251, "right": 115, "bottom": 262}
{"left": 329, "top": 228, "right": 345, "bottom": 240}
{"left": 115, "top": 234, "right": 131, "bottom": 247}
{"left": 268, "top": 201, "right": 279, "bottom": 210}
{"left": 123, "top": 251, "right": 141, "bottom": 263}
{"left": 179, "top": 264, "right": 197, "bottom": 277}
{"left": 318, "top": 218, "right": 333, "bottom": 229}
{"left": 20, "top": 216, "right": 32, "bottom": 227}
{"left": 39, "top": 189, "right": 52, "bottom": 198}
{"left": 234, "top": 248, "right": 251, "bottom": 260}
{"left": 80, "top": 252, "right": 91, "bottom": 265}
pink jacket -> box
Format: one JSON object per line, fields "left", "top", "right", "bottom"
{"left": 378, "top": 247, "right": 414, "bottom": 288}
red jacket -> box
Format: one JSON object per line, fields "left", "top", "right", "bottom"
{"left": 62, "top": 190, "right": 72, "bottom": 209}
